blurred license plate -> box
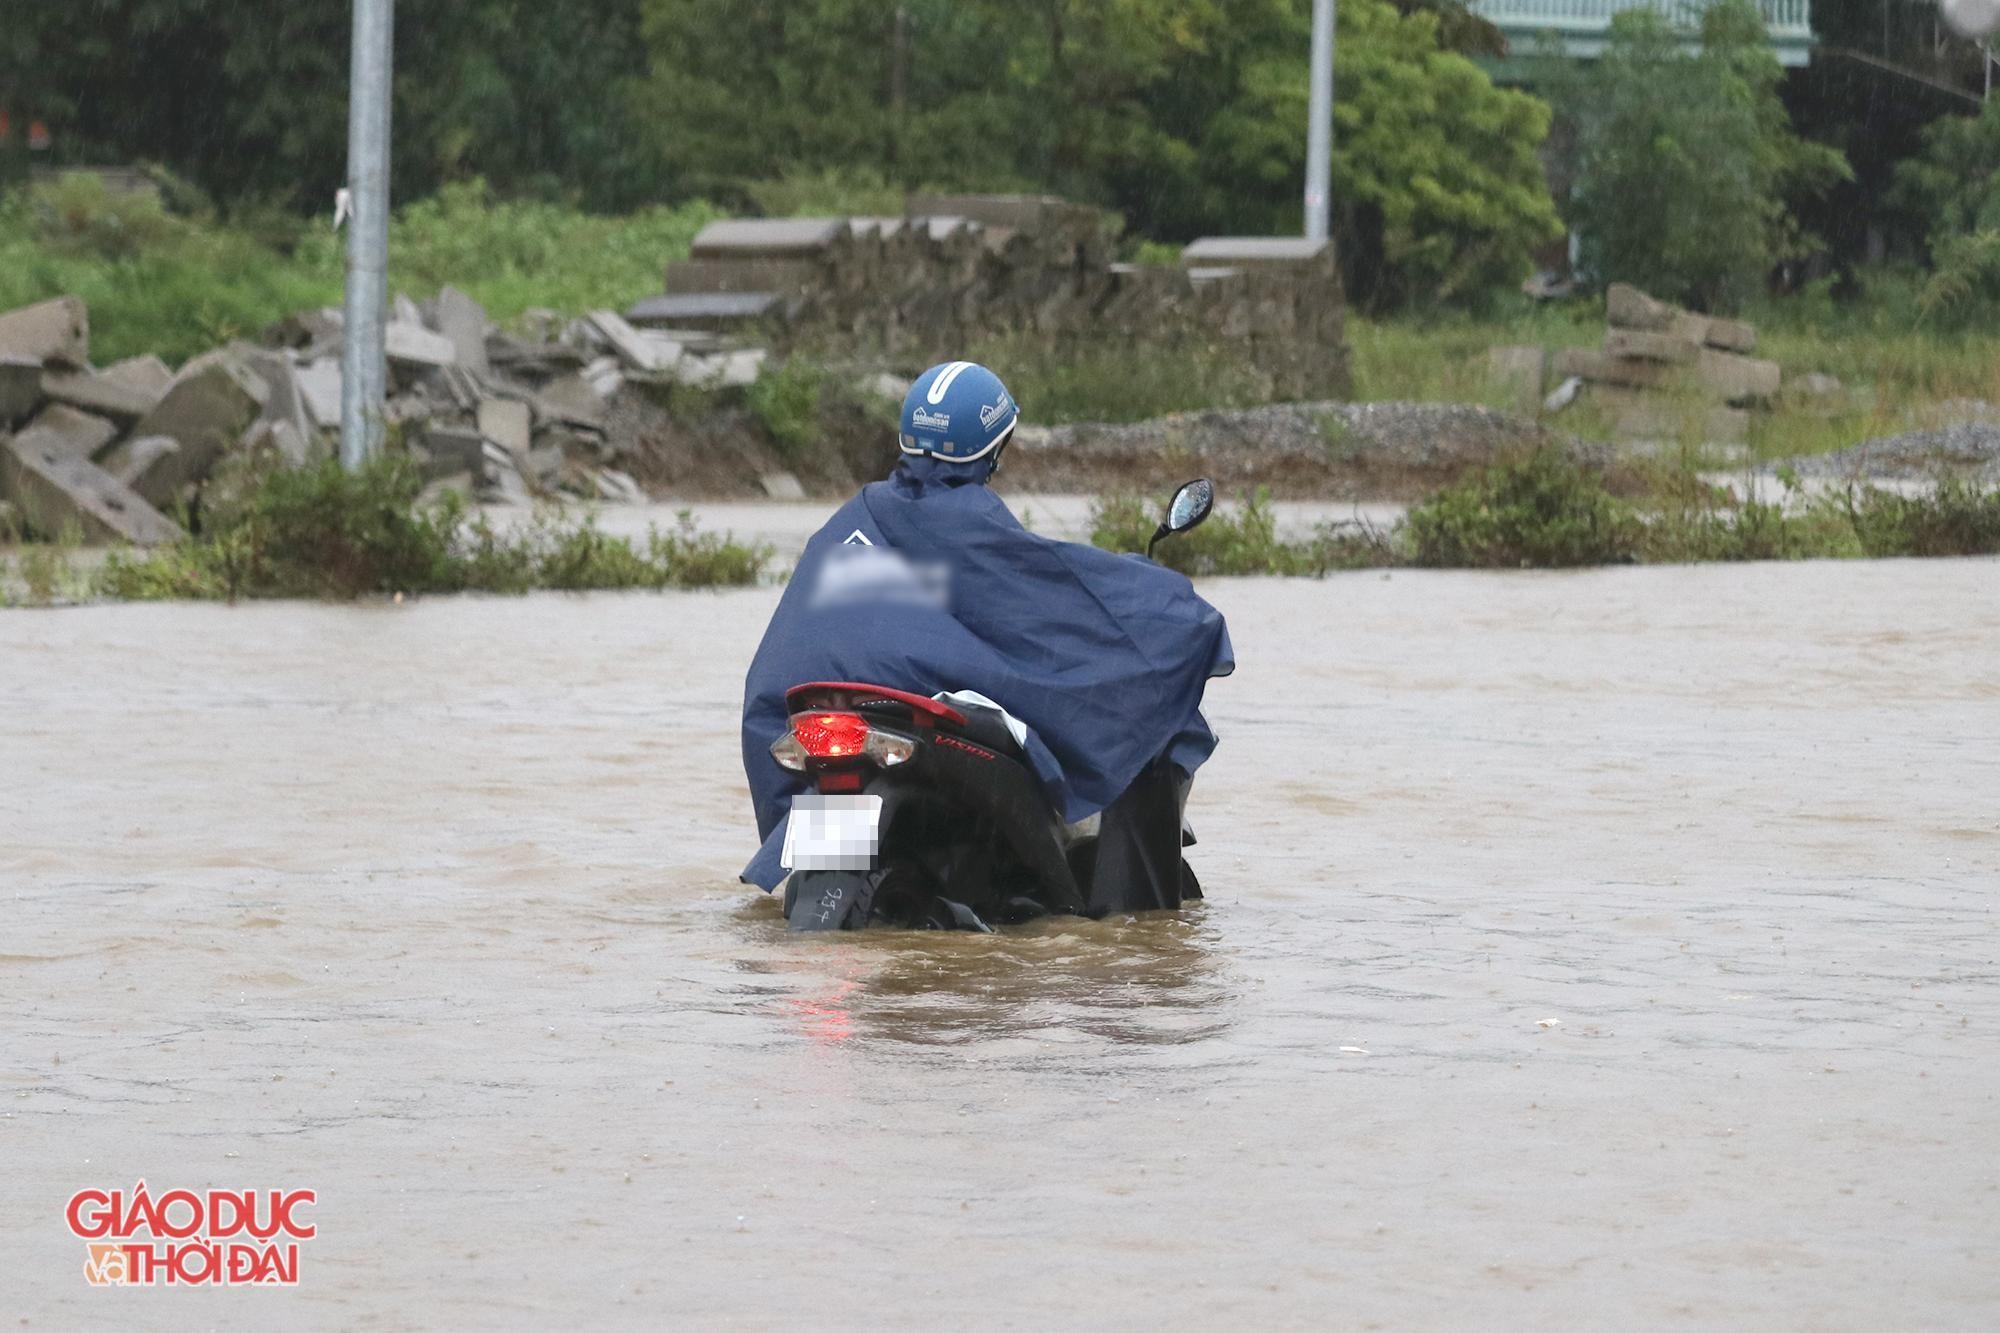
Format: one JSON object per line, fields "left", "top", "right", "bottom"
{"left": 781, "top": 795, "right": 883, "bottom": 871}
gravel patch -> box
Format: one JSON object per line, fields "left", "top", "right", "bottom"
{"left": 1778, "top": 415, "right": 2000, "bottom": 481}
{"left": 1007, "top": 400, "right": 1561, "bottom": 498}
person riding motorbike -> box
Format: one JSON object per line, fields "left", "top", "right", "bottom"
{"left": 738, "top": 360, "right": 1234, "bottom": 911}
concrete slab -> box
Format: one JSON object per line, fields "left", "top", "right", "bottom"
{"left": 1180, "top": 237, "right": 1331, "bottom": 267}
{"left": 16, "top": 403, "right": 119, "bottom": 460}
{"left": 0, "top": 296, "right": 90, "bottom": 366}
{"left": 1552, "top": 346, "right": 1675, "bottom": 390}
{"left": 532, "top": 375, "right": 606, "bottom": 432}
{"left": 129, "top": 350, "right": 268, "bottom": 497}
{"left": 385, "top": 321, "right": 457, "bottom": 368}
{"left": 672, "top": 348, "right": 766, "bottom": 388}
{"left": 689, "top": 217, "right": 847, "bottom": 258}
{"left": 759, "top": 471, "right": 806, "bottom": 500}
{"left": 1695, "top": 348, "right": 1782, "bottom": 406}
{"left": 626, "top": 292, "right": 780, "bottom": 325}
{"left": 295, "top": 359, "right": 344, "bottom": 430}
{"left": 1604, "top": 328, "right": 1695, "bottom": 365}
{"left": 477, "top": 397, "right": 533, "bottom": 467}
{"left": 105, "top": 435, "right": 181, "bottom": 496}
{"left": 420, "top": 424, "right": 487, "bottom": 479}
{"left": 1703, "top": 317, "right": 1757, "bottom": 354}
{"left": 1605, "top": 282, "right": 1674, "bottom": 331}
{"left": 99, "top": 354, "right": 175, "bottom": 397}
{"left": 1, "top": 356, "right": 44, "bottom": 426}
{"left": 40, "top": 368, "right": 159, "bottom": 425}
{"left": 434, "top": 286, "right": 491, "bottom": 375}
{"left": 241, "top": 350, "right": 321, "bottom": 459}
{"left": 664, "top": 258, "right": 818, "bottom": 296}
{"left": 586, "top": 309, "right": 680, "bottom": 373}
{"left": 1, "top": 432, "right": 182, "bottom": 545}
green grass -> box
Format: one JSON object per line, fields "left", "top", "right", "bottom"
{"left": 0, "top": 176, "right": 719, "bottom": 365}
{"left": 971, "top": 333, "right": 1274, "bottom": 425}
{"left": 1090, "top": 451, "right": 2000, "bottom": 573}
{"left": 72, "top": 455, "right": 770, "bottom": 602}
{"left": 1348, "top": 284, "right": 2000, "bottom": 464}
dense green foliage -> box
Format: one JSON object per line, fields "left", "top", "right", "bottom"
{"left": 7, "top": 0, "right": 1562, "bottom": 310}
{"left": 0, "top": 176, "right": 715, "bottom": 363}
{"left": 1543, "top": 1, "right": 1850, "bottom": 311}
{"left": 1892, "top": 98, "right": 2000, "bottom": 321}
{"left": 1405, "top": 449, "right": 1638, "bottom": 566}
{"left": 1, "top": 1, "right": 658, "bottom": 211}
{"left": 87, "top": 457, "right": 768, "bottom": 601}
{"left": 639, "top": 0, "right": 1560, "bottom": 306}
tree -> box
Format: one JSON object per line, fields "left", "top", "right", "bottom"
{"left": 1892, "top": 98, "right": 2000, "bottom": 319}
{"left": 1546, "top": 0, "right": 1850, "bottom": 311}
{"left": 636, "top": 0, "right": 1561, "bottom": 309}
{"left": 3, "top": 1, "right": 659, "bottom": 214}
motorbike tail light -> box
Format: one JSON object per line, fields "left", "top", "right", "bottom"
{"left": 794, "top": 711, "right": 870, "bottom": 758}
{"left": 771, "top": 711, "right": 916, "bottom": 771}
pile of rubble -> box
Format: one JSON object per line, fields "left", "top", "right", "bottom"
{"left": 1488, "top": 284, "right": 1832, "bottom": 443}
{"left": 0, "top": 289, "right": 769, "bottom": 545}
{"left": 626, "top": 194, "right": 1350, "bottom": 402}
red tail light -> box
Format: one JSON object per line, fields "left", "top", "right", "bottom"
{"left": 793, "top": 711, "right": 871, "bottom": 759}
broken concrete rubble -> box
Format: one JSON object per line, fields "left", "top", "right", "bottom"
{"left": 104, "top": 435, "right": 181, "bottom": 496}
{"left": 1525, "top": 283, "right": 1797, "bottom": 441}
{"left": 128, "top": 351, "right": 268, "bottom": 503}
{"left": 0, "top": 296, "right": 90, "bottom": 366}
{"left": 40, "top": 367, "right": 160, "bottom": 425}
{"left": 294, "top": 359, "right": 343, "bottom": 430}
{"left": 385, "top": 321, "right": 458, "bottom": 369}
{"left": 433, "top": 286, "right": 491, "bottom": 375}
{"left": 1, "top": 432, "right": 182, "bottom": 545}
{"left": 16, "top": 404, "right": 119, "bottom": 461}
{"left": 476, "top": 397, "right": 533, "bottom": 468}
{"left": 100, "top": 355, "right": 175, "bottom": 397}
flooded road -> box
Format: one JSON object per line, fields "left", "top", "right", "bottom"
{"left": 4, "top": 558, "right": 1998, "bottom": 1329}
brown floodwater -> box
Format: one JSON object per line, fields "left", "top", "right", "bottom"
{"left": 3, "top": 557, "right": 1997, "bottom": 1329}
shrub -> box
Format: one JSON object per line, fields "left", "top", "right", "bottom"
{"left": 1543, "top": 1, "right": 1850, "bottom": 311}
{"left": 1405, "top": 449, "right": 1639, "bottom": 567}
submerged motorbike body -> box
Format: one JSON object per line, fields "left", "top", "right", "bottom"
{"left": 771, "top": 682, "right": 1201, "bottom": 932}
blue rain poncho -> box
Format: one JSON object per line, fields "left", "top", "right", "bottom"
{"left": 739, "top": 456, "right": 1233, "bottom": 889}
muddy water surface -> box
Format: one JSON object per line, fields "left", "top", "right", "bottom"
{"left": 4, "top": 558, "right": 1998, "bottom": 1329}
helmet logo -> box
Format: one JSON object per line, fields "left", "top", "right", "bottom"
{"left": 910, "top": 407, "right": 951, "bottom": 432}
{"left": 978, "top": 393, "right": 1012, "bottom": 429}
{"left": 926, "top": 361, "right": 975, "bottom": 404}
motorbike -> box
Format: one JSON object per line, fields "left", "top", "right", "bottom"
{"left": 767, "top": 478, "right": 1217, "bottom": 932}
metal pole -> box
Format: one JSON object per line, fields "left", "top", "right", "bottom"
{"left": 340, "top": 0, "right": 394, "bottom": 469}
{"left": 1304, "top": 0, "right": 1335, "bottom": 241}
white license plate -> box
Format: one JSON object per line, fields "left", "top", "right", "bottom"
{"left": 780, "top": 795, "right": 883, "bottom": 871}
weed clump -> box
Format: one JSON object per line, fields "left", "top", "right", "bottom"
{"left": 1406, "top": 449, "right": 1639, "bottom": 567}
{"left": 1091, "top": 489, "right": 1392, "bottom": 576}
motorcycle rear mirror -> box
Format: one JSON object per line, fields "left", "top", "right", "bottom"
{"left": 1148, "top": 477, "right": 1215, "bottom": 556}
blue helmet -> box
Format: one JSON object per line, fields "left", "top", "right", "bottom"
{"left": 898, "top": 361, "right": 1019, "bottom": 464}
